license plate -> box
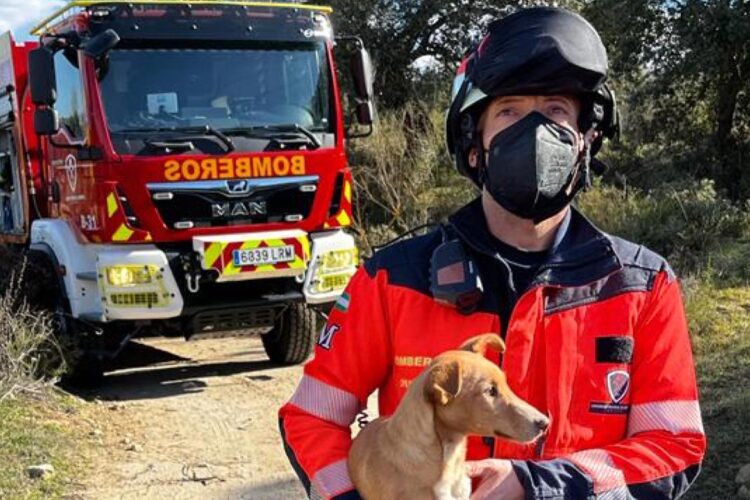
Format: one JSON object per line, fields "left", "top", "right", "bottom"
{"left": 233, "top": 245, "right": 295, "bottom": 267}
{"left": 317, "top": 273, "right": 352, "bottom": 292}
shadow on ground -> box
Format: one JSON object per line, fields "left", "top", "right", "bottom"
{"left": 62, "top": 339, "right": 283, "bottom": 403}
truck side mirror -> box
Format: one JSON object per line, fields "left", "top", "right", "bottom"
{"left": 28, "top": 47, "right": 57, "bottom": 106}
{"left": 351, "top": 47, "right": 374, "bottom": 102}
{"left": 350, "top": 46, "right": 375, "bottom": 126}
{"left": 34, "top": 109, "right": 60, "bottom": 136}
{"left": 356, "top": 101, "right": 375, "bottom": 127}
{"left": 83, "top": 29, "right": 120, "bottom": 59}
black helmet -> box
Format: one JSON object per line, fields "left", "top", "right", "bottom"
{"left": 446, "top": 7, "right": 619, "bottom": 185}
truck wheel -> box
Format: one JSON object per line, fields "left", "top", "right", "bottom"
{"left": 26, "top": 250, "right": 105, "bottom": 388}
{"left": 65, "top": 350, "right": 105, "bottom": 388}
{"left": 262, "top": 303, "right": 316, "bottom": 365}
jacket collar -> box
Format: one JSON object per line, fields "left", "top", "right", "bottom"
{"left": 447, "top": 198, "right": 622, "bottom": 288}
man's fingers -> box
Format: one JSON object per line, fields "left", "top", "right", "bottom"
{"left": 465, "top": 460, "right": 487, "bottom": 478}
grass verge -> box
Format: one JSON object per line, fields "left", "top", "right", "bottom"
{"left": 0, "top": 391, "right": 88, "bottom": 499}
{"left": 683, "top": 283, "right": 750, "bottom": 499}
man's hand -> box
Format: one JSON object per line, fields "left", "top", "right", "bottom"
{"left": 465, "top": 459, "right": 525, "bottom": 500}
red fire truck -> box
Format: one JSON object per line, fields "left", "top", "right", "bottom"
{"left": 0, "top": 0, "right": 374, "bottom": 383}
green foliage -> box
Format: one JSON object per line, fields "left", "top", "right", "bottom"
{"left": 329, "top": 0, "right": 509, "bottom": 107}
{"left": 335, "top": 0, "right": 750, "bottom": 199}
{"left": 680, "top": 283, "right": 750, "bottom": 499}
{"left": 576, "top": 179, "right": 750, "bottom": 284}
{"left": 348, "top": 103, "right": 474, "bottom": 252}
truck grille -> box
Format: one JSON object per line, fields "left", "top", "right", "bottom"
{"left": 147, "top": 176, "right": 319, "bottom": 229}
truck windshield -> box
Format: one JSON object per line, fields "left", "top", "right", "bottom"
{"left": 99, "top": 42, "right": 333, "bottom": 152}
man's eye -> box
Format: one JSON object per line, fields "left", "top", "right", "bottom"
{"left": 550, "top": 106, "right": 570, "bottom": 115}
{"left": 497, "top": 108, "right": 515, "bottom": 117}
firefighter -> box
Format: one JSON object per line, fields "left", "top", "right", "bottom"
{"left": 279, "top": 7, "right": 706, "bottom": 499}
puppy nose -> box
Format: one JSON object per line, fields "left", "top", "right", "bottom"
{"left": 534, "top": 416, "right": 550, "bottom": 433}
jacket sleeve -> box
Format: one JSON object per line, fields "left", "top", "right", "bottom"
{"left": 278, "top": 264, "right": 392, "bottom": 500}
{"left": 512, "top": 271, "right": 707, "bottom": 500}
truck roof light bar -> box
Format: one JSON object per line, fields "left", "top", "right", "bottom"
{"left": 31, "top": 0, "right": 333, "bottom": 36}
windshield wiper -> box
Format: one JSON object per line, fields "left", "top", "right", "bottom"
{"left": 222, "top": 123, "right": 322, "bottom": 150}
{"left": 116, "top": 125, "right": 235, "bottom": 153}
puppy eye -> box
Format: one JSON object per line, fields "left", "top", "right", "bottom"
{"left": 486, "top": 386, "right": 498, "bottom": 398}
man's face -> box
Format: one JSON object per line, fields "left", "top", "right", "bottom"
{"left": 479, "top": 94, "right": 581, "bottom": 149}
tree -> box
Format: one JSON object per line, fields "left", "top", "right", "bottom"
{"left": 330, "top": 0, "right": 515, "bottom": 107}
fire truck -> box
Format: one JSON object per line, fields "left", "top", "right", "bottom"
{"left": 0, "top": 0, "right": 374, "bottom": 383}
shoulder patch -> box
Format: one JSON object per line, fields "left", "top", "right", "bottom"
{"left": 333, "top": 292, "right": 350, "bottom": 313}
{"left": 318, "top": 323, "right": 341, "bottom": 350}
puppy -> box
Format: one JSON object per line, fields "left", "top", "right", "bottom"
{"left": 348, "top": 334, "right": 549, "bottom": 500}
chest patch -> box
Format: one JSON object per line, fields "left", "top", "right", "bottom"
{"left": 607, "top": 370, "right": 630, "bottom": 404}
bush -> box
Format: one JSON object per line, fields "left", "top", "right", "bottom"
{"left": 0, "top": 250, "right": 63, "bottom": 401}
{"left": 576, "top": 178, "right": 750, "bottom": 284}
{"left": 349, "top": 102, "right": 474, "bottom": 253}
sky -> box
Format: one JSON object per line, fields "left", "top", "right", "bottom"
{"left": 0, "top": 0, "right": 66, "bottom": 40}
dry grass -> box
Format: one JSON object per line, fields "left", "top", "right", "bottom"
{"left": 0, "top": 262, "right": 64, "bottom": 402}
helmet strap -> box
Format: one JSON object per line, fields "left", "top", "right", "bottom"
{"left": 473, "top": 133, "right": 489, "bottom": 186}
{"left": 579, "top": 125, "right": 598, "bottom": 190}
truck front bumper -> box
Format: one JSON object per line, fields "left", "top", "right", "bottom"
{"left": 96, "top": 229, "right": 358, "bottom": 321}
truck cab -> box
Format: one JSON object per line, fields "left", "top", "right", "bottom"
{"left": 0, "top": 0, "right": 374, "bottom": 383}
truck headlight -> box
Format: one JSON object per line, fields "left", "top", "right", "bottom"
{"left": 320, "top": 248, "right": 359, "bottom": 273}
{"left": 106, "top": 265, "right": 157, "bottom": 287}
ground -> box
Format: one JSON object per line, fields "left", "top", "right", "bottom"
{"left": 70, "top": 336, "right": 311, "bottom": 500}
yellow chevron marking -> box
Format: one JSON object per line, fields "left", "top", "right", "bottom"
{"left": 300, "top": 237, "right": 311, "bottom": 260}
{"left": 205, "top": 242, "right": 224, "bottom": 269}
{"left": 107, "top": 193, "right": 118, "bottom": 218}
{"left": 336, "top": 210, "right": 352, "bottom": 227}
{"left": 112, "top": 224, "right": 134, "bottom": 242}
{"left": 145, "top": 233, "right": 153, "bottom": 242}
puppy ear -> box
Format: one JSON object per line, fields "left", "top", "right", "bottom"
{"left": 459, "top": 334, "right": 506, "bottom": 355}
{"left": 424, "top": 359, "right": 462, "bottom": 406}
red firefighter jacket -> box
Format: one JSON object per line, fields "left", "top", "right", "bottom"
{"left": 279, "top": 199, "right": 706, "bottom": 499}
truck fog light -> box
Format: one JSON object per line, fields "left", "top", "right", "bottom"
{"left": 106, "top": 265, "right": 158, "bottom": 287}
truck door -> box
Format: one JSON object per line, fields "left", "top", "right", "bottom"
{"left": 46, "top": 49, "right": 96, "bottom": 227}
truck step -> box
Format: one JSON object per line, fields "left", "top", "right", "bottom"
{"left": 187, "top": 327, "right": 272, "bottom": 342}
{"left": 189, "top": 305, "right": 283, "bottom": 339}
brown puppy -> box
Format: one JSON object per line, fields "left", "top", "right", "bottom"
{"left": 348, "top": 334, "right": 549, "bottom": 500}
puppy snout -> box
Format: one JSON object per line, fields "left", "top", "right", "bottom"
{"left": 534, "top": 416, "right": 550, "bottom": 433}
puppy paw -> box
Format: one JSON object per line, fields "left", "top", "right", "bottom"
{"left": 452, "top": 474, "right": 471, "bottom": 500}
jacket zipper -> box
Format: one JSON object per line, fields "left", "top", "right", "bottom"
{"left": 502, "top": 283, "right": 562, "bottom": 460}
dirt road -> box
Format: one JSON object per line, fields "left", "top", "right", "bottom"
{"left": 70, "top": 335, "right": 320, "bottom": 500}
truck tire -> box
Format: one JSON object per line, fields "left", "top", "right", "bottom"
{"left": 26, "top": 249, "right": 105, "bottom": 388}
{"left": 262, "top": 303, "right": 316, "bottom": 365}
